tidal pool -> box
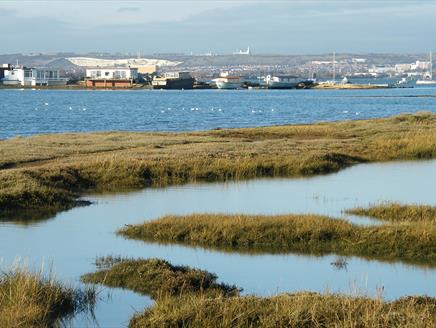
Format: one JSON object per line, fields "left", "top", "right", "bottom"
{"left": 0, "top": 159, "right": 435, "bottom": 327}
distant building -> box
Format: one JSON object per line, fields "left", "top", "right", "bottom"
{"left": 352, "top": 58, "right": 367, "bottom": 63}
{"left": 411, "top": 60, "right": 431, "bottom": 70}
{"left": 233, "top": 47, "right": 251, "bottom": 55}
{"left": 85, "top": 67, "right": 138, "bottom": 87}
{"left": 395, "top": 63, "right": 412, "bottom": 73}
{"left": 311, "top": 61, "right": 335, "bottom": 65}
{"left": 0, "top": 64, "right": 11, "bottom": 80}
{"left": 137, "top": 65, "right": 157, "bottom": 75}
{"left": 1, "top": 66, "right": 67, "bottom": 86}
{"left": 368, "top": 66, "right": 394, "bottom": 74}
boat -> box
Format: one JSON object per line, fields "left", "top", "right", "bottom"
{"left": 213, "top": 72, "right": 241, "bottom": 89}
{"left": 416, "top": 52, "right": 436, "bottom": 85}
{"left": 265, "top": 75, "right": 300, "bottom": 89}
{"left": 152, "top": 72, "right": 194, "bottom": 89}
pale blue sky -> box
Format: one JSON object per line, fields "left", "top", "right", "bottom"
{"left": 1, "top": 0, "right": 435, "bottom": 54}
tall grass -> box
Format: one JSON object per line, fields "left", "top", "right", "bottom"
{"left": 130, "top": 292, "right": 436, "bottom": 328}
{"left": 1, "top": 113, "right": 436, "bottom": 216}
{"left": 119, "top": 213, "right": 436, "bottom": 266}
{"left": 0, "top": 265, "right": 95, "bottom": 327}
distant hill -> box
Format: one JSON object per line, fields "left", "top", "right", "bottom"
{"left": 0, "top": 52, "right": 428, "bottom": 69}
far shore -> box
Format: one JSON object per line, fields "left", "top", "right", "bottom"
{"left": 0, "top": 82, "right": 394, "bottom": 91}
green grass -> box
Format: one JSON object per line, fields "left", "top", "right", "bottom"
{"left": 0, "top": 265, "right": 95, "bottom": 328}
{"left": 130, "top": 292, "right": 436, "bottom": 328}
{"left": 1, "top": 113, "right": 436, "bottom": 216}
{"left": 81, "top": 258, "right": 240, "bottom": 299}
{"left": 118, "top": 213, "right": 436, "bottom": 266}
{"left": 347, "top": 202, "right": 436, "bottom": 223}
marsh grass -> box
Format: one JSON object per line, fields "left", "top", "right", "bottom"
{"left": 81, "top": 258, "right": 240, "bottom": 299}
{"left": 119, "top": 213, "right": 436, "bottom": 266}
{"left": 130, "top": 292, "right": 436, "bottom": 328}
{"left": 347, "top": 202, "right": 436, "bottom": 223}
{"left": 1, "top": 113, "right": 436, "bottom": 216}
{"left": 0, "top": 265, "right": 96, "bottom": 328}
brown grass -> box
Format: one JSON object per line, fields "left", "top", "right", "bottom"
{"left": 130, "top": 292, "right": 436, "bottom": 328}
{"left": 347, "top": 202, "right": 436, "bottom": 223}
{"left": 0, "top": 265, "right": 95, "bottom": 328}
{"left": 118, "top": 213, "right": 436, "bottom": 266}
{"left": 81, "top": 258, "right": 240, "bottom": 299}
{"left": 1, "top": 113, "right": 436, "bottom": 215}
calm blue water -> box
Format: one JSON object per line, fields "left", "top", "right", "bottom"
{"left": 1, "top": 88, "right": 436, "bottom": 139}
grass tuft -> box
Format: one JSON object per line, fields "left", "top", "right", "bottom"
{"left": 81, "top": 258, "right": 240, "bottom": 299}
{"left": 0, "top": 265, "right": 96, "bottom": 328}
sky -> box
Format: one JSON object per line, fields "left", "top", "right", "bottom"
{"left": 1, "top": 0, "right": 436, "bottom": 54}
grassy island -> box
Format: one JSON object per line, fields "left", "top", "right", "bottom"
{"left": 0, "top": 266, "right": 95, "bottom": 328}
{"left": 118, "top": 211, "right": 436, "bottom": 266}
{"left": 130, "top": 292, "right": 436, "bottom": 328}
{"left": 347, "top": 202, "right": 436, "bottom": 223}
{"left": 81, "top": 258, "right": 436, "bottom": 328}
{"left": 1, "top": 113, "right": 435, "bottom": 218}
{"left": 81, "top": 258, "right": 240, "bottom": 299}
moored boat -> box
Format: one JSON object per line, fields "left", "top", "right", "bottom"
{"left": 152, "top": 72, "right": 194, "bottom": 90}
{"left": 213, "top": 72, "right": 241, "bottom": 89}
{"left": 265, "top": 75, "right": 300, "bottom": 89}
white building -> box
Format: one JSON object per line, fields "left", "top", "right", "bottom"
{"left": 352, "top": 58, "right": 367, "bottom": 63}
{"left": 2, "top": 67, "right": 67, "bottom": 86}
{"left": 85, "top": 67, "right": 138, "bottom": 80}
{"left": 233, "top": 47, "right": 251, "bottom": 55}
{"left": 411, "top": 60, "right": 431, "bottom": 71}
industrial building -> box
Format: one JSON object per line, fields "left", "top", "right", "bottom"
{"left": 85, "top": 67, "right": 138, "bottom": 87}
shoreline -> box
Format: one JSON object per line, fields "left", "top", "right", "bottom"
{"left": 0, "top": 82, "right": 394, "bottom": 91}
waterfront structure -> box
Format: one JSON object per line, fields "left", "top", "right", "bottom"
{"left": 1, "top": 66, "right": 67, "bottom": 86}
{"left": 152, "top": 71, "right": 194, "bottom": 89}
{"left": 416, "top": 52, "right": 436, "bottom": 85}
{"left": 85, "top": 67, "right": 138, "bottom": 87}
{"left": 265, "top": 75, "right": 300, "bottom": 89}
{"left": 213, "top": 72, "right": 242, "bottom": 89}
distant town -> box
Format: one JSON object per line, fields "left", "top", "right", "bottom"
{"left": 0, "top": 49, "right": 434, "bottom": 90}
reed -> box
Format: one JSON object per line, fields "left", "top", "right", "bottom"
{"left": 0, "top": 265, "right": 95, "bottom": 328}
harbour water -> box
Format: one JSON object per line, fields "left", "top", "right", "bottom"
{"left": 1, "top": 88, "right": 436, "bottom": 139}
{"left": 0, "top": 160, "right": 435, "bottom": 327}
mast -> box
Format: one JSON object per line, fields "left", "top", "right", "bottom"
{"left": 333, "top": 52, "right": 336, "bottom": 83}
{"left": 430, "top": 52, "right": 433, "bottom": 80}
